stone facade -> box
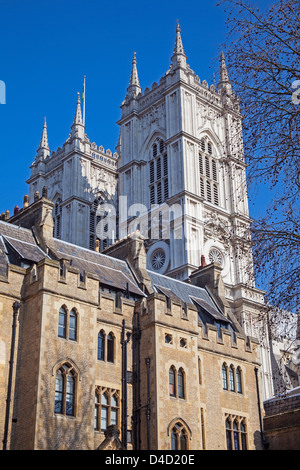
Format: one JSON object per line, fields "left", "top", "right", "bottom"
{"left": 263, "top": 388, "right": 300, "bottom": 450}
{"left": 22, "top": 24, "right": 275, "bottom": 403}
{"left": 0, "top": 197, "right": 264, "bottom": 450}
{"left": 1, "top": 23, "right": 298, "bottom": 451}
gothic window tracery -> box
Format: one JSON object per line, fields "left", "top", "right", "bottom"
{"left": 97, "top": 329, "right": 115, "bottom": 363}
{"left": 94, "top": 387, "right": 120, "bottom": 432}
{"left": 58, "top": 306, "right": 78, "bottom": 341}
{"left": 149, "top": 139, "right": 169, "bottom": 205}
{"left": 170, "top": 421, "right": 189, "bottom": 450}
{"left": 208, "top": 247, "right": 223, "bottom": 266}
{"left": 222, "top": 363, "right": 243, "bottom": 395}
{"left": 225, "top": 416, "right": 248, "bottom": 450}
{"left": 89, "top": 197, "right": 110, "bottom": 251}
{"left": 199, "top": 139, "right": 219, "bottom": 206}
{"left": 168, "top": 365, "right": 186, "bottom": 399}
{"left": 54, "top": 362, "right": 77, "bottom": 416}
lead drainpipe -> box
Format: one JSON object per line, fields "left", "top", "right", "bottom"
{"left": 145, "top": 357, "right": 151, "bottom": 450}
{"left": 3, "top": 301, "right": 20, "bottom": 451}
{"left": 121, "top": 319, "right": 131, "bottom": 449}
{"left": 254, "top": 366, "right": 265, "bottom": 450}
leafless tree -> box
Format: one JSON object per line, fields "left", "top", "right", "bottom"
{"left": 218, "top": 0, "right": 300, "bottom": 313}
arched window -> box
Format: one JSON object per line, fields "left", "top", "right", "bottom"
{"left": 107, "top": 333, "right": 114, "bottom": 363}
{"left": 240, "top": 420, "right": 247, "bottom": 450}
{"left": 178, "top": 368, "right": 185, "bottom": 399}
{"left": 94, "top": 387, "right": 120, "bottom": 432}
{"left": 111, "top": 394, "right": 118, "bottom": 426}
{"left": 54, "top": 363, "right": 76, "bottom": 416}
{"left": 233, "top": 420, "right": 239, "bottom": 450}
{"left": 55, "top": 369, "right": 64, "bottom": 414}
{"left": 222, "top": 363, "right": 228, "bottom": 390}
{"left": 66, "top": 371, "right": 75, "bottom": 416}
{"left": 58, "top": 307, "right": 67, "bottom": 338}
{"left": 69, "top": 309, "right": 77, "bottom": 341}
{"left": 58, "top": 306, "right": 78, "bottom": 342}
{"left": 226, "top": 418, "right": 232, "bottom": 450}
{"left": 169, "top": 366, "right": 176, "bottom": 397}
{"left": 98, "top": 331, "right": 105, "bottom": 361}
{"left": 149, "top": 139, "right": 168, "bottom": 205}
{"left": 153, "top": 143, "right": 157, "bottom": 158}
{"left": 225, "top": 415, "right": 247, "bottom": 450}
{"left": 180, "top": 429, "right": 187, "bottom": 450}
{"left": 229, "top": 365, "right": 235, "bottom": 391}
{"left": 94, "top": 393, "right": 99, "bottom": 430}
{"left": 198, "top": 139, "right": 219, "bottom": 206}
{"left": 101, "top": 393, "right": 109, "bottom": 430}
{"left": 90, "top": 198, "right": 110, "bottom": 251}
{"left": 236, "top": 367, "right": 242, "bottom": 393}
{"left": 171, "top": 429, "right": 178, "bottom": 450}
{"left": 170, "top": 422, "right": 189, "bottom": 450}
{"left": 213, "top": 184, "right": 219, "bottom": 205}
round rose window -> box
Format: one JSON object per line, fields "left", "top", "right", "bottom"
{"left": 208, "top": 248, "right": 223, "bottom": 266}
{"left": 151, "top": 248, "right": 166, "bottom": 271}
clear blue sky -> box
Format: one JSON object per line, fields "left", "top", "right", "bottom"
{"left": 0, "top": 0, "right": 272, "bottom": 217}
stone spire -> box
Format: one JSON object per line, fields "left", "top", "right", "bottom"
{"left": 218, "top": 51, "right": 232, "bottom": 94}
{"left": 127, "top": 52, "right": 142, "bottom": 99}
{"left": 71, "top": 92, "right": 85, "bottom": 140}
{"left": 37, "top": 117, "right": 50, "bottom": 160}
{"left": 171, "top": 21, "right": 187, "bottom": 69}
{"left": 73, "top": 92, "right": 83, "bottom": 125}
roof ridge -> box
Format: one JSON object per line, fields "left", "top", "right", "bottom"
{"left": 52, "top": 237, "right": 128, "bottom": 265}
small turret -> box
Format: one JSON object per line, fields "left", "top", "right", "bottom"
{"left": 171, "top": 21, "right": 187, "bottom": 70}
{"left": 36, "top": 117, "right": 50, "bottom": 160}
{"left": 70, "top": 93, "right": 85, "bottom": 140}
{"left": 127, "top": 52, "right": 142, "bottom": 99}
{"left": 218, "top": 51, "right": 233, "bottom": 96}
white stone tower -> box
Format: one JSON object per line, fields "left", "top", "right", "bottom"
{"left": 117, "top": 24, "right": 273, "bottom": 399}
{"left": 118, "top": 24, "right": 251, "bottom": 284}
{"left": 27, "top": 93, "right": 118, "bottom": 250}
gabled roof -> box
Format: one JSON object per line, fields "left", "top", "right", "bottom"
{"left": 148, "top": 269, "right": 231, "bottom": 325}
{"left": 2, "top": 235, "right": 49, "bottom": 263}
{"left": 0, "top": 221, "right": 48, "bottom": 269}
{"left": 47, "top": 238, "right": 145, "bottom": 297}
{"left": 0, "top": 221, "right": 144, "bottom": 297}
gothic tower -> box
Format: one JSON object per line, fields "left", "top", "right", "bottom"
{"left": 27, "top": 93, "right": 118, "bottom": 250}
{"left": 117, "top": 24, "right": 273, "bottom": 399}
{"left": 118, "top": 24, "right": 251, "bottom": 285}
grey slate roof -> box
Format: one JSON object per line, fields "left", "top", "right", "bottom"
{"left": 0, "top": 221, "right": 144, "bottom": 297}
{"left": 0, "top": 221, "right": 48, "bottom": 271}
{"left": 2, "top": 235, "right": 48, "bottom": 263}
{"left": 46, "top": 238, "right": 145, "bottom": 297}
{"left": 147, "top": 270, "right": 230, "bottom": 324}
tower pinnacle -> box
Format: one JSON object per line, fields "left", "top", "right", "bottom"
{"left": 127, "top": 52, "right": 142, "bottom": 98}
{"left": 70, "top": 92, "right": 85, "bottom": 140}
{"left": 73, "top": 92, "right": 83, "bottom": 125}
{"left": 218, "top": 51, "right": 232, "bottom": 96}
{"left": 219, "top": 51, "right": 230, "bottom": 84}
{"left": 37, "top": 117, "right": 50, "bottom": 160}
{"left": 171, "top": 21, "right": 187, "bottom": 69}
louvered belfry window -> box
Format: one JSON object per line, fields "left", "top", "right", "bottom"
{"left": 149, "top": 139, "right": 169, "bottom": 205}
{"left": 199, "top": 139, "right": 219, "bottom": 206}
